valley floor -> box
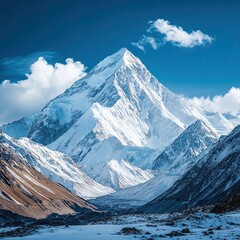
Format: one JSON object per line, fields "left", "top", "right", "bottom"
{"left": 2, "top": 211, "right": 240, "bottom": 239}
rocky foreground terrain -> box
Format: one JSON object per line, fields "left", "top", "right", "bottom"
{"left": 0, "top": 209, "right": 240, "bottom": 239}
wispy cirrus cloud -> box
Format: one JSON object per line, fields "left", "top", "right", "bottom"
{"left": 133, "top": 19, "right": 214, "bottom": 51}
{"left": 0, "top": 56, "right": 86, "bottom": 125}
{"left": 132, "top": 35, "right": 160, "bottom": 51}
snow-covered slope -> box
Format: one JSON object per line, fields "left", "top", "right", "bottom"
{"left": 93, "top": 159, "right": 153, "bottom": 190}
{"left": 0, "top": 133, "right": 114, "bottom": 199}
{"left": 141, "top": 124, "right": 240, "bottom": 213}
{"left": 223, "top": 113, "right": 240, "bottom": 128}
{"left": 204, "top": 112, "right": 234, "bottom": 135}
{"left": 91, "top": 173, "right": 176, "bottom": 209}
{"left": 92, "top": 120, "right": 218, "bottom": 208}
{"left": 1, "top": 48, "right": 233, "bottom": 188}
{"left": 152, "top": 120, "right": 218, "bottom": 170}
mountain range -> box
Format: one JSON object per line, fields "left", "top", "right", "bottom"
{"left": 0, "top": 48, "right": 239, "bottom": 220}
{"left": 141, "top": 124, "right": 240, "bottom": 213}
{"left": 1, "top": 48, "right": 234, "bottom": 190}
{"left": 91, "top": 119, "right": 218, "bottom": 209}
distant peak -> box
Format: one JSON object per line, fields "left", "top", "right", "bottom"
{"left": 188, "top": 119, "right": 210, "bottom": 132}
{"left": 189, "top": 119, "right": 218, "bottom": 138}
{"left": 193, "top": 119, "right": 207, "bottom": 127}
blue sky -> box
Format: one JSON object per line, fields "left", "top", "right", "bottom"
{"left": 0, "top": 0, "right": 239, "bottom": 98}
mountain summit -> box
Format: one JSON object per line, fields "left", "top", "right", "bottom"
{"left": 1, "top": 49, "right": 233, "bottom": 188}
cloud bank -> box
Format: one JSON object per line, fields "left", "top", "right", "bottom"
{"left": 0, "top": 51, "right": 57, "bottom": 81}
{"left": 133, "top": 18, "right": 213, "bottom": 51}
{"left": 0, "top": 57, "right": 86, "bottom": 125}
{"left": 187, "top": 87, "right": 240, "bottom": 116}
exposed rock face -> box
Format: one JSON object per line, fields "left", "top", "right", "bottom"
{"left": 141, "top": 125, "right": 240, "bottom": 213}
{"left": 0, "top": 143, "right": 97, "bottom": 219}
{"left": 152, "top": 120, "right": 218, "bottom": 171}
{"left": 211, "top": 194, "right": 240, "bottom": 214}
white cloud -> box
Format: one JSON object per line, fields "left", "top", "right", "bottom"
{"left": 132, "top": 35, "right": 159, "bottom": 51}
{"left": 187, "top": 87, "right": 240, "bottom": 116}
{"left": 0, "top": 51, "right": 56, "bottom": 79}
{"left": 0, "top": 57, "right": 86, "bottom": 125}
{"left": 133, "top": 18, "right": 213, "bottom": 50}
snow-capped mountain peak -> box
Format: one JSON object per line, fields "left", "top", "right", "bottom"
{"left": 72, "top": 47, "right": 144, "bottom": 90}
{"left": 93, "top": 48, "right": 137, "bottom": 70}
{"left": 1, "top": 48, "right": 234, "bottom": 189}
{"left": 185, "top": 119, "right": 218, "bottom": 140}
{"left": 152, "top": 119, "right": 218, "bottom": 170}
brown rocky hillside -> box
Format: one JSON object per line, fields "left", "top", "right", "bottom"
{"left": 0, "top": 142, "right": 97, "bottom": 219}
